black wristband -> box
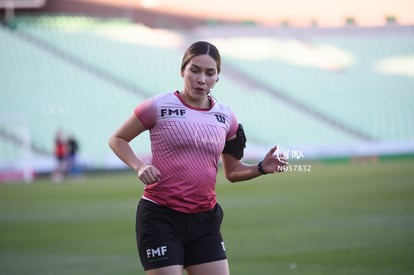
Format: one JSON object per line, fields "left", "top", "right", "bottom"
{"left": 257, "top": 161, "right": 267, "bottom": 175}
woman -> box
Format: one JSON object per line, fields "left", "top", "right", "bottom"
{"left": 109, "top": 41, "right": 288, "bottom": 275}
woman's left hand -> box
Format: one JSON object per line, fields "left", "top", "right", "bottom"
{"left": 261, "top": 145, "right": 289, "bottom": 173}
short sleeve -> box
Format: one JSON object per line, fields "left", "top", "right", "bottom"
{"left": 134, "top": 97, "right": 157, "bottom": 129}
{"left": 227, "top": 110, "right": 239, "bottom": 139}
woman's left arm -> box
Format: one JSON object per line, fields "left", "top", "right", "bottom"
{"left": 222, "top": 145, "right": 288, "bottom": 182}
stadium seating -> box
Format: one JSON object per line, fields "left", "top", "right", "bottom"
{"left": 221, "top": 31, "right": 414, "bottom": 142}
{"left": 1, "top": 15, "right": 413, "bottom": 172}
{"left": 0, "top": 20, "right": 150, "bottom": 168}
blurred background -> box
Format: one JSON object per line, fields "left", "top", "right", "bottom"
{"left": 1, "top": 0, "right": 414, "bottom": 182}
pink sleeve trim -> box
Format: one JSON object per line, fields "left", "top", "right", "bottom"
{"left": 134, "top": 97, "right": 157, "bottom": 129}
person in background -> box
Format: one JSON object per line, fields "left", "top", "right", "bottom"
{"left": 52, "top": 130, "right": 66, "bottom": 182}
{"left": 66, "top": 135, "right": 79, "bottom": 175}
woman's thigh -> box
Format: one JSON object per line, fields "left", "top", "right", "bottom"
{"left": 146, "top": 265, "right": 183, "bottom": 275}
{"left": 186, "top": 259, "right": 229, "bottom": 275}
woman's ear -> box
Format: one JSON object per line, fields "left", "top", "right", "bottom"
{"left": 181, "top": 70, "right": 184, "bottom": 78}
{"left": 216, "top": 76, "right": 220, "bottom": 83}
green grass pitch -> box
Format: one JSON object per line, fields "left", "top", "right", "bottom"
{"left": 1, "top": 159, "right": 414, "bottom": 275}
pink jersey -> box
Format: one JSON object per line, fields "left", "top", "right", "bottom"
{"left": 134, "top": 91, "right": 238, "bottom": 213}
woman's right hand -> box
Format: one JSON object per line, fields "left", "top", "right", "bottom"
{"left": 137, "top": 165, "right": 161, "bottom": 185}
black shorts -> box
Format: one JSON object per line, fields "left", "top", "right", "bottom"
{"left": 135, "top": 199, "right": 227, "bottom": 271}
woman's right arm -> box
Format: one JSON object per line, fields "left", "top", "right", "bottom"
{"left": 108, "top": 114, "right": 160, "bottom": 184}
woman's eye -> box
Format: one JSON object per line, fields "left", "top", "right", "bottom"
{"left": 189, "top": 67, "right": 215, "bottom": 76}
{"left": 206, "top": 69, "right": 216, "bottom": 76}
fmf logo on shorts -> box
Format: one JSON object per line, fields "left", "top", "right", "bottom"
{"left": 146, "top": 245, "right": 168, "bottom": 258}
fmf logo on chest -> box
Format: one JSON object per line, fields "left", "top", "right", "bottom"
{"left": 161, "top": 108, "right": 186, "bottom": 117}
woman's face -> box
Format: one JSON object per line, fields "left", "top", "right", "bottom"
{"left": 182, "top": 54, "right": 219, "bottom": 104}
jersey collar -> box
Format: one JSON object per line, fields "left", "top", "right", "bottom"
{"left": 174, "top": 91, "right": 215, "bottom": 111}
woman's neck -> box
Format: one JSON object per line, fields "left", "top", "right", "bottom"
{"left": 178, "top": 91, "right": 211, "bottom": 109}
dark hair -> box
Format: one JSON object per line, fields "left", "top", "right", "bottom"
{"left": 181, "top": 41, "right": 221, "bottom": 74}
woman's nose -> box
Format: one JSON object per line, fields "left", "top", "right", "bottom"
{"left": 197, "top": 73, "right": 206, "bottom": 83}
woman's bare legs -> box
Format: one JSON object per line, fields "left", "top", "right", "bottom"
{"left": 186, "top": 259, "right": 230, "bottom": 275}
{"left": 146, "top": 265, "right": 183, "bottom": 275}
